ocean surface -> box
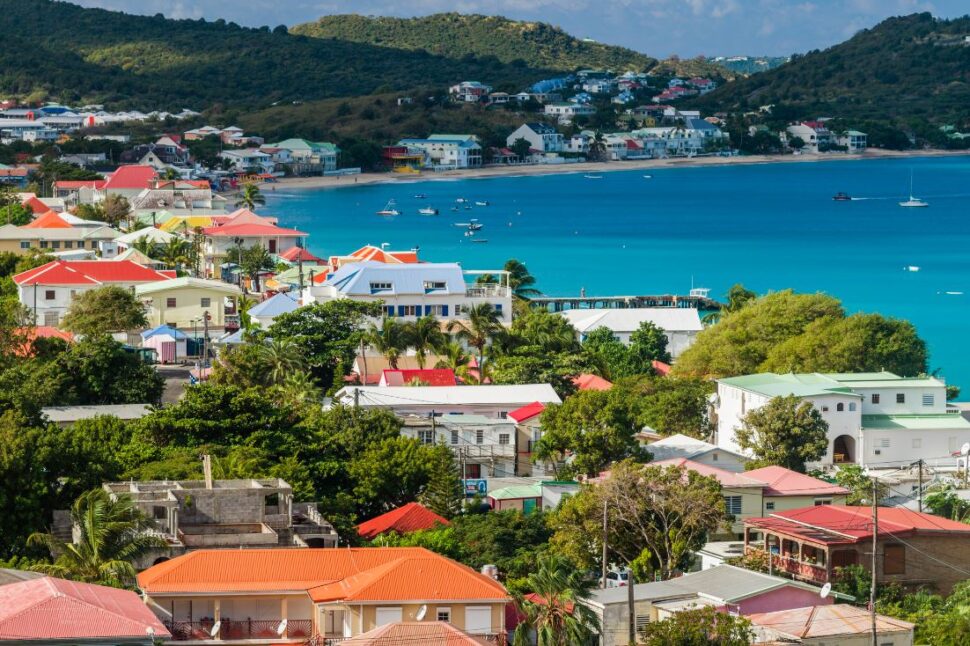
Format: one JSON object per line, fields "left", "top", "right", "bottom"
{"left": 264, "top": 155, "right": 970, "bottom": 394}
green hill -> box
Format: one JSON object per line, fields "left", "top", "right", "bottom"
{"left": 292, "top": 13, "right": 657, "bottom": 73}
{"left": 695, "top": 13, "right": 970, "bottom": 124}
{"left": 0, "top": 1, "right": 561, "bottom": 109}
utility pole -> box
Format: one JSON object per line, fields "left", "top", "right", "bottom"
{"left": 870, "top": 477, "right": 879, "bottom": 646}
{"left": 917, "top": 459, "right": 924, "bottom": 514}
{"left": 627, "top": 566, "right": 635, "bottom": 645}
{"left": 601, "top": 498, "right": 608, "bottom": 589}
{"left": 353, "top": 387, "right": 359, "bottom": 409}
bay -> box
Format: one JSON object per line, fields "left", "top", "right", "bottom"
{"left": 264, "top": 155, "right": 970, "bottom": 393}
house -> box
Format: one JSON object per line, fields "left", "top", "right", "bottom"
{"left": 202, "top": 208, "right": 308, "bottom": 276}
{"left": 248, "top": 291, "right": 300, "bottom": 329}
{"left": 506, "top": 123, "right": 565, "bottom": 153}
{"left": 560, "top": 308, "right": 703, "bottom": 359}
{"left": 838, "top": 130, "right": 868, "bottom": 153}
{"left": 402, "top": 415, "right": 519, "bottom": 478}
{"left": 565, "top": 133, "right": 591, "bottom": 155}
{"left": 356, "top": 502, "right": 449, "bottom": 540}
{"left": 749, "top": 604, "right": 914, "bottom": 645}
{"left": 743, "top": 466, "right": 850, "bottom": 514}
{"left": 573, "top": 374, "right": 612, "bottom": 391}
{"left": 350, "top": 353, "right": 465, "bottom": 386}
{"left": 115, "top": 225, "right": 177, "bottom": 250}
{"left": 396, "top": 135, "right": 483, "bottom": 169}
{"left": 509, "top": 401, "right": 550, "bottom": 477}
{"left": 488, "top": 484, "right": 543, "bottom": 513}
{"left": 219, "top": 148, "right": 274, "bottom": 174}
{"left": 128, "top": 179, "right": 228, "bottom": 219}
{"left": 0, "top": 576, "right": 171, "bottom": 645}
{"left": 785, "top": 122, "right": 835, "bottom": 153}
{"left": 449, "top": 81, "right": 493, "bottom": 103}
{"left": 583, "top": 565, "right": 832, "bottom": 646}
{"left": 140, "top": 325, "right": 189, "bottom": 363}
{"left": 137, "top": 547, "right": 509, "bottom": 642}
{"left": 0, "top": 222, "right": 120, "bottom": 257}
{"left": 120, "top": 136, "right": 191, "bottom": 168}
{"left": 113, "top": 247, "right": 166, "bottom": 269}
{"left": 268, "top": 139, "right": 339, "bottom": 174}
{"left": 329, "top": 244, "right": 420, "bottom": 270}
{"left": 0, "top": 166, "right": 29, "bottom": 187}
{"left": 743, "top": 505, "right": 970, "bottom": 593}
{"left": 543, "top": 103, "right": 596, "bottom": 124}
{"left": 332, "top": 384, "right": 561, "bottom": 419}
{"left": 341, "top": 622, "right": 489, "bottom": 646}
{"left": 379, "top": 369, "right": 458, "bottom": 387}
{"left": 136, "top": 277, "right": 242, "bottom": 330}
{"left": 41, "top": 404, "right": 151, "bottom": 427}
{"left": 278, "top": 246, "right": 323, "bottom": 266}
{"left": 714, "top": 372, "right": 970, "bottom": 468}
{"left": 304, "top": 261, "right": 513, "bottom": 324}
{"left": 13, "top": 260, "right": 175, "bottom": 327}
{"left": 642, "top": 434, "right": 747, "bottom": 473}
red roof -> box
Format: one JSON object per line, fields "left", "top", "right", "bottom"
{"left": 357, "top": 502, "right": 450, "bottom": 539}
{"left": 508, "top": 401, "right": 545, "bottom": 424}
{"left": 746, "top": 505, "right": 970, "bottom": 545}
{"left": 279, "top": 246, "right": 322, "bottom": 262}
{"left": 0, "top": 168, "right": 28, "bottom": 178}
{"left": 381, "top": 369, "right": 458, "bottom": 387}
{"left": 572, "top": 373, "right": 613, "bottom": 391}
{"left": 0, "top": 576, "right": 171, "bottom": 641}
{"left": 103, "top": 165, "right": 157, "bottom": 190}
{"left": 23, "top": 210, "right": 72, "bottom": 229}
{"left": 744, "top": 466, "right": 850, "bottom": 498}
{"left": 652, "top": 360, "right": 672, "bottom": 376}
{"left": 341, "top": 622, "right": 488, "bottom": 646}
{"left": 54, "top": 180, "right": 106, "bottom": 190}
{"left": 344, "top": 245, "right": 420, "bottom": 265}
{"left": 21, "top": 196, "right": 50, "bottom": 214}
{"left": 14, "top": 326, "right": 74, "bottom": 356}
{"left": 13, "top": 260, "right": 175, "bottom": 286}
{"left": 203, "top": 223, "right": 307, "bottom": 237}
{"left": 651, "top": 458, "right": 767, "bottom": 488}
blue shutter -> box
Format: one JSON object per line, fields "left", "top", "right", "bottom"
{"left": 425, "top": 305, "right": 433, "bottom": 316}
{"left": 397, "top": 305, "right": 406, "bottom": 316}
{"left": 441, "top": 305, "right": 449, "bottom": 317}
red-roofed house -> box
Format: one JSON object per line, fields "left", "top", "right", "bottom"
{"left": 508, "top": 401, "right": 545, "bottom": 424}
{"left": 138, "top": 548, "right": 508, "bottom": 643}
{"left": 744, "top": 505, "right": 970, "bottom": 592}
{"left": 13, "top": 260, "right": 174, "bottom": 326}
{"left": 202, "top": 210, "right": 307, "bottom": 277}
{"left": 21, "top": 195, "right": 50, "bottom": 215}
{"left": 379, "top": 369, "right": 458, "bottom": 387}
{"left": 572, "top": 373, "right": 613, "bottom": 391}
{"left": 509, "top": 401, "right": 551, "bottom": 477}
{"left": 744, "top": 466, "right": 849, "bottom": 512}
{"left": 357, "top": 502, "right": 450, "bottom": 539}
{"left": 14, "top": 326, "right": 74, "bottom": 356}
{"left": 279, "top": 246, "right": 323, "bottom": 265}
{"left": 329, "top": 245, "right": 421, "bottom": 270}
{"left": 22, "top": 210, "right": 72, "bottom": 229}
{"left": 0, "top": 576, "right": 171, "bottom": 644}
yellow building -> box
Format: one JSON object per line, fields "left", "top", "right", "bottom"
{"left": 0, "top": 223, "right": 119, "bottom": 255}
{"left": 135, "top": 276, "right": 241, "bottom": 329}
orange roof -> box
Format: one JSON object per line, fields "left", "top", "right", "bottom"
{"left": 357, "top": 502, "right": 450, "bottom": 539}
{"left": 652, "top": 360, "right": 672, "bottom": 376}
{"left": 21, "top": 196, "right": 49, "bottom": 214}
{"left": 572, "top": 373, "right": 613, "bottom": 391}
{"left": 346, "top": 245, "right": 420, "bottom": 265}
{"left": 23, "top": 210, "right": 71, "bottom": 229}
{"left": 137, "top": 548, "right": 508, "bottom": 603}
{"left": 340, "top": 622, "right": 487, "bottom": 646}
{"left": 14, "top": 326, "right": 74, "bottom": 356}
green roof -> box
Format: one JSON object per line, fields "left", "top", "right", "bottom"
{"left": 488, "top": 484, "right": 541, "bottom": 500}
{"left": 718, "top": 373, "right": 857, "bottom": 399}
{"left": 862, "top": 414, "right": 970, "bottom": 430}
{"left": 272, "top": 138, "right": 338, "bottom": 153}
{"left": 822, "top": 372, "right": 900, "bottom": 381}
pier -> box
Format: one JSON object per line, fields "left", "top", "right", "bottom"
{"left": 530, "top": 292, "right": 723, "bottom": 312}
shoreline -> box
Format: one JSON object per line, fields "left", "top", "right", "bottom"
{"left": 271, "top": 149, "right": 970, "bottom": 191}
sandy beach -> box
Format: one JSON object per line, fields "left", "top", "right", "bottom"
{"left": 271, "top": 148, "right": 969, "bottom": 191}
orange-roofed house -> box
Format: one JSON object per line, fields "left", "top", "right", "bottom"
{"left": 14, "top": 326, "right": 74, "bottom": 356}
{"left": 572, "top": 373, "right": 613, "bottom": 391}
{"left": 22, "top": 210, "right": 72, "bottom": 229}
{"left": 744, "top": 505, "right": 970, "bottom": 593}
{"left": 329, "top": 245, "right": 421, "bottom": 271}
{"left": 137, "top": 547, "right": 509, "bottom": 643}
{"left": 340, "top": 621, "right": 488, "bottom": 646}
{"left": 21, "top": 195, "right": 50, "bottom": 215}
{"left": 357, "top": 502, "right": 450, "bottom": 540}
{"left": 201, "top": 208, "right": 307, "bottom": 277}
{"left": 379, "top": 369, "right": 458, "bottom": 387}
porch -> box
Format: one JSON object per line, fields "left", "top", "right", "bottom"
{"left": 743, "top": 527, "right": 858, "bottom": 586}
{"left": 154, "top": 594, "right": 326, "bottom": 644}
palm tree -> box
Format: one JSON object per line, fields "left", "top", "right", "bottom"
{"left": 158, "top": 237, "right": 191, "bottom": 271}
{"left": 366, "top": 317, "right": 411, "bottom": 369}
{"left": 590, "top": 132, "right": 607, "bottom": 161}
{"left": 239, "top": 245, "right": 275, "bottom": 292}
{"left": 447, "top": 303, "right": 503, "bottom": 371}
{"left": 237, "top": 294, "right": 258, "bottom": 331}
{"left": 235, "top": 183, "right": 266, "bottom": 211}
{"left": 409, "top": 316, "right": 445, "bottom": 368}
{"left": 512, "top": 554, "right": 601, "bottom": 646}
{"left": 131, "top": 236, "right": 159, "bottom": 259}
{"left": 257, "top": 338, "right": 305, "bottom": 386}
{"left": 504, "top": 259, "right": 541, "bottom": 299}
{"left": 435, "top": 341, "right": 473, "bottom": 382}
{"left": 28, "top": 489, "right": 164, "bottom": 588}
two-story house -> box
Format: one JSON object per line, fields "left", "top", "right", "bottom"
{"left": 396, "top": 135, "right": 483, "bottom": 169}
{"left": 506, "top": 123, "right": 565, "bottom": 154}
{"left": 332, "top": 384, "right": 561, "bottom": 419}
{"left": 403, "top": 415, "right": 518, "bottom": 478}
{"left": 202, "top": 209, "right": 308, "bottom": 277}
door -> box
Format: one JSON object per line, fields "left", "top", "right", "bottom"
{"left": 464, "top": 606, "right": 491, "bottom": 635}
{"left": 375, "top": 607, "right": 402, "bottom": 628}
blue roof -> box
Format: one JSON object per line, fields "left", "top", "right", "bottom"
{"left": 249, "top": 292, "right": 300, "bottom": 318}
{"left": 141, "top": 325, "right": 189, "bottom": 340}
{"left": 217, "top": 329, "right": 246, "bottom": 345}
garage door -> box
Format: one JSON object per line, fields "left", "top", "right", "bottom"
{"left": 375, "top": 607, "right": 403, "bottom": 627}
{"left": 464, "top": 606, "right": 491, "bottom": 634}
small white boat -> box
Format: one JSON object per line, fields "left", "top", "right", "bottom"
{"left": 376, "top": 200, "right": 400, "bottom": 216}
{"left": 584, "top": 174, "right": 603, "bottom": 179}
{"left": 464, "top": 230, "right": 475, "bottom": 237}
{"left": 468, "top": 219, "right": 483, "bottom": 231}
{"left": 475, "top": 201, "right": 489, "bottom": 206}
{"left": 455, "top": 198, "right": 468, "bottom": 203}
{"left": 904, "top": 266, "right": 921, "bottom": 272}
{"left": 946, "top": 291, "right": 964, "bottom": 296}
{"left": 471, "top": 239, "right": 489, "bottom": 243}
{"left": 643, "top": 174, "right": 653, "bottom": 179}
{"left": 413, "top": 193, "right": 427, "bottom": 199}
{"left": 418, "top": 206, "right": 439, "bottom": 215}
{"left": 899, "top": 171, "right": 928, "bottom": 208}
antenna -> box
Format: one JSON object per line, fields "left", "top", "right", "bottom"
{"left": 820, "top": 582, "right": 832, "bottom": 599}
{"left": 415, "top": 605, "right": 427, "bottom": 621}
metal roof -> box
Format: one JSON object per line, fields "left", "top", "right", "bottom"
{"left": 41, "top": 404, "right": 152, "bottom": 423}
{"left": 336, "top": 384, "right": 561, "bottom": 408}
{"left": 562, "top": 308, "right": 703, "bottom": 334}
{"left": 325, "top": 262, "right": 467, "bottom": 296}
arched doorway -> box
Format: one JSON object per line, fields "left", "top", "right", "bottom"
{"left": 833, "top": 435, "right": 855, "bottom": 464}
{"left": 152, "top": 556, "right": 170, "bottom": 566}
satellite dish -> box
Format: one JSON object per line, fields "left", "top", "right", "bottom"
{"left": 962, "top": 442, "right": 970, "bottom": 456}
{"left": 146, "top": 627, "right": 156, "bottom": 637}
{"left": 276, "top": 619, "right": 288, "bottom": 636}
{"left": 415, "top": 605, "right": 428, "bottom": 621}
{"left": 820, "top": 583, "right": 832, "bottom": 599}
{"left": 209, "top": 621, "right": 221, "bottom": 638}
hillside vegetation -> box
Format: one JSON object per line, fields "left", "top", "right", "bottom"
{"left": 292, "top": 13, "right": 657, "bottom": 73}
{"left": 0, "top": 1, "right": 556, "bottom": 109}
{"left": 696, "top": 13, "right": 970, "bottom": 125}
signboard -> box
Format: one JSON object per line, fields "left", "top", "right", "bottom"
{"left": 463, "top": 479, "right": 487, "bottom": 497}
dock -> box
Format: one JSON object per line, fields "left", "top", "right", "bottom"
{"left": 530, "top": 293, "right": 723, "bottom": 311}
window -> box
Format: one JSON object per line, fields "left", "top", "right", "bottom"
{"left": 427, "top": 304, "right": 448, "bottom": 317}
{"left": 836, "top": 403, "right": 844, "bottom": 412}
{"left": 923, "top": 394, "right": 935, "bottom": 407}
{"left": 43, "top": 312, "right": 58, "bottom": 326}
{"left": 50, "top": 241, "right": 60, "bottom": 249}
{"left": 417, "top": 430, "right": 434, "bottom": 445}
{"left": 849, "top": 402, "right": 857, "bottom": 411}
{"left": 19, "top": 241, "right": 29, "bottom": 249}
{"left": 814, "top": 499, "right": 833, "bottom": 506}
{"left": 712, "top": 453, "right": 718, "bottom": 461}
{"left": 912, "top": 438, "right": 922, "bottom": 449}
{"left": 821, "top": 405, "right": 829, "bottom": 412}
{"left": 64, "top": 241, "right": 73, "bottom": 249}
{"left": 883, "top": 543, "right": 905, "bottom": 575}
{"left": 166, "top": 298, "right": 177, "bottom": 308}
{"left": 44, "top": 290, "right": 55, "bottom": 300}
{"left": 876, "top": 438, "right": 890, "bottom": 448}
{"left": 896, "top": 393, "right": 905, "bottom": 404}
{"left": 765, "top": 502, "right": 775, "bottom": 511}
{"left": 871, "top": 394, "right": 880, "bottom": 404}
{"left": 436, "top": 608, "right": 451, "bottom": 623}
{"left": 476, "top": 429, "right": 484, "bottom": 444}
{"left": 724, "top": 496, "right": 742, "bottom": 515}
{"left": 451, "top": 430, "right": 458, "bottom": 445}
{"left": 399, "top": 305, "right": 419, "bottom": 317}
{"left": 38, "top": 240, "right": 48, "bottom": 248}
{"left": 382, "top": 305, "right": 395, "bottom": 317}
{"left": 499, "top": 434, "right": 510, "bottom": 445}
{"left": 424, "top": 281, "right": 447, "bottom": 291}
{"left": 200, "top": 298, "right": 211, "bottom": 308}
{"left": 369, "top": 281, "right": 393, "bottom": 293}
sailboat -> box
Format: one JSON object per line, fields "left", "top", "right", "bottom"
{"left": 899, "top": 172, "right": 928, "bottom": 208}
{"left": 376, "top": 199, "right": 401, "bottom": 216}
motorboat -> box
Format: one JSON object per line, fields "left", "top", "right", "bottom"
{"left": 413, "top": 193, "right": 427, "bottom": 199}
{"left": 468, "top": 219, "right": 483, "bottom": 231}
{"left": 904, "top": 266, "right": 921, "bottom": 272}
{"left": 584, "top": 174, "right": 603, "bottom": 179}
{"left": 475, "top": 201, "right": 490, "bottom": 206}
{"left": 832, "top": 192, "right": 852, "bottom": 201}
{"left": 470, "top": 239, "right": 489, "bottom": 243}
{"left": 376, "top": 200, "right": 401, "bottom": 216}
{"left": 418, "top": 206, "right": 439, "bottom": 215}
{"left": 455, "top": 197, "right": 468, "bottom": 203}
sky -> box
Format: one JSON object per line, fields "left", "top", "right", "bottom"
{"left": 70, "top": 0, "right": 967, "bottom": 57}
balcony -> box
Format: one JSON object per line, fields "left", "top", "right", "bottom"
{"left": 164, "top": 619, "right": 312, "bottom": 641}
{"left": 465, "top": 284, "right": 510, "bottom": 299}
{"left": 745, "top": 546, "right": 828, "bottom": 585}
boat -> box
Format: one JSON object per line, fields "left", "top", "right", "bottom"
{"left": 418, "top": 206, "right": 439, "bottom": 215}
{"left": 643, "top": 174, "right": 653, "bottom": 179}
{"left": 899, "top": 172, "right": 928, "bottom": 208}
{"left": 475, "top": 201, "right": 490, "bottom": 206}
{"left": 455, "top": 198, "right": 468, "bottom": 203}
{"left": 584, "top": 174, "right": 603, "bottom": 179}
{"left": 464, "top": 230, "right": 476, "bottom": 237}
{"left": 453, "top": 222, "right": 471, "bottom": 227}
{"left": 376, "top": 200, "right": 401, "bottom": 216}
{"left": 832, "top": 192, "right": 852, "bottom": 201}
{"left": 413, "top": 193, "right": 427, "bottom": 199}
{"left": 904, "top": 266, "right": 921, "bottom": 272}
{"left": 470, "top": 239, "right": 489, "bottom": 244}
{"left": 468, "top": 219, "right": 483, "bottom": 231}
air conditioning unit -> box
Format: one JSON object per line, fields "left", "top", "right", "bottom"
{"left": 874, "top": 449, "right": 882, "bottom": 455}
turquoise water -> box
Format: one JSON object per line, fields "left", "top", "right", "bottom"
{"left": 265, "top": 156, "right": 970, "bottom": 393}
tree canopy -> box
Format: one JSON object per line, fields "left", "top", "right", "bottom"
{"left": 736, "top": 395, "right": 829, "bottom": 472}
{"left": 60, "top": 286, "right": 148, "bottom": 336}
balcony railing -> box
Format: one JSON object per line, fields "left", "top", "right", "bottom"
{"left": 165, "top": 619, "right": 312, "bottom": 641}
{"left": 465, "top": 285, "right": 510, "bottom": 298}
{"left": 745, "top": 546, "right": 828, "bottom": 584}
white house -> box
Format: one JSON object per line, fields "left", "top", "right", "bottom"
{"left": 218, "top": 148, "right": 274, "bottom": 174}
{"left": 785, "top": 123, "right": 834, "bottom": 153}
{"left": 543, "top": 103, "right": 596, "bottom": 124}
{"left": 332, "top": 384, "right": 562, "bottom": 419}
{"left": 403, "top": 415, "right": 519, "bottom": 478}
{"left": 397, "top": 135, "right": 483, "bottom": 169}
{"left": 714, "top": 372, "right": 970, "bottom": 469}
{"left": 838, "top": 130, "right": 867, "bottom": 153}
{"left": 449, "top": 81, "right": 492, "bottom": 103}
{"left": 267, "top": 139, "right": 339, "bottom": 174}
{"left": 643, "top": 433, "right": 747, "bottom": 472}
{"left": 506, "top": 123, "right": 564, "bottom": 153}
{"left": 304, "top": 261, "right": 514, "bottom": 324}
{"left": 560, "top": 308, "right": 703, "bottom": 359}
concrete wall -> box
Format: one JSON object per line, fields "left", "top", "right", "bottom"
{"left": 764, "top": 494, "right": 848, "bottom": 515}
{"left": 174, "top": 487, "right": 272, "bottom": 526}
{"left": 340, "top": 602, "right": 505, "bottom": 636}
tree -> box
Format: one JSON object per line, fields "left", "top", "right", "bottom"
{"left": 835, "top": 464, "right": 889, "bottom": 506}
{"left": 239, "top": 245, "right": 274, "bottom": 292}
{"left": 789, "top": 135, "right": 806, "bottom": 151}
{"left": 256, "top": 338, "right": 306, "bottom": 386}
{"left": 28, "top": 488, "right": 164, "bottom": 587}
{"left": 409, "top": 315, "right": 445, "bottom": 368}
{"left": 924, "top": 484, "right": 970, "bottom": 522}
{"left": 639, "top": 606, "right": 752, "bottom": 645}
{"left": 366, "top": 317, "right": 411, "bottom": 369}
{"left": 628, "top": 320, "right": 672, "bottom": 364}
{"left": 101, "top": 194, "right": 131, "bottom": 227}
{"left": 621, "top": 375, "right": 713, "bottom": 438}
{"left": 533, "top": 389, "right": 649, "bottom": 478}
{"left": 511, "top": 554, "right": 601, "bottom": 646}
{"left": 418, "top": 444, "right": 463, "bottom": 519}
{"left": 504, "top": 259, "right": 540, "bottom": 300}
{"left": 235, "top": 183, "right": 266, "bottom": 210}
{"left": 510, "top": 137, "right": 532, "bottom": 161}
{"left": 158, "top": 237, "right": 191, "bottom": 271}
{"left": 60, "top": 286, "right": 148, "bottom": 336}
{"left": 551, "top": 461, "right": 726, "bottom": 578}
{"left": 736, "top": 395, "right": 829, "bottom": 472}
{"left": 435, "top": 341, "right": 474, "bottom": 381}
{"left": 447, "top": 303, "right": 503, "bottom": 369}
{"left": 0, "top": 202, "right": 32, "bottom": 226}
{"left": 581, "top": 327, "right": 642, "bottom": 380}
